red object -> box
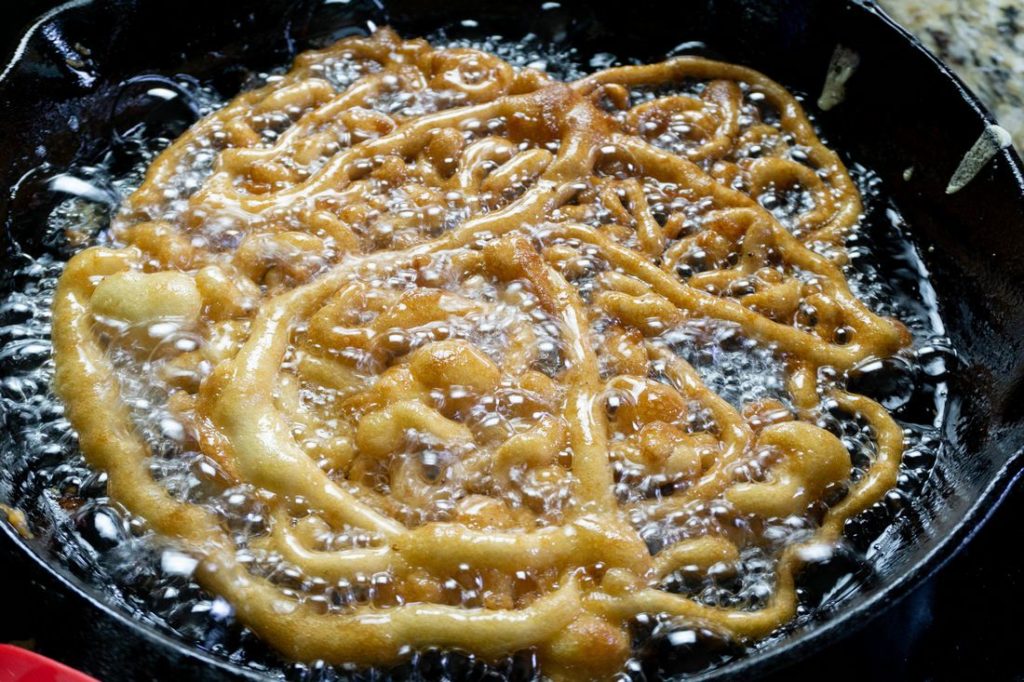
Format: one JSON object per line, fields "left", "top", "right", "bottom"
{"left": 0, "top": 645, "right": 99, "bottom": 682}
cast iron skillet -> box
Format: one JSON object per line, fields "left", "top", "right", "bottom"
{"left": 2, "top": 0, "right": 1024, "bottom": 679}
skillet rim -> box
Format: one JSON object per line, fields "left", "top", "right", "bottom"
{"left": 2, "top": 0, "right": 1024, "bottom": 679}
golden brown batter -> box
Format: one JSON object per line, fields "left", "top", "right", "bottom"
{"left": 52, "top": 29, "right": 910, "bottom": 680}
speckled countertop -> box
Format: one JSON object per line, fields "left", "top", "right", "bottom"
{"left": 878, "top": 0, "right": 1024, "bottom": 149}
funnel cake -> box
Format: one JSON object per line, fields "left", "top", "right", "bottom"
{"left": 53, "top": 29, "right": 910, "bottom": 680}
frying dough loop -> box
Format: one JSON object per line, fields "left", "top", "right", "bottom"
{"left": 52, "top": 29, "right": 910, "bottom": 679}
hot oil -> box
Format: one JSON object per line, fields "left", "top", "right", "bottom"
{"left": 0, "top": 26, "right": 950, "bottom": 682}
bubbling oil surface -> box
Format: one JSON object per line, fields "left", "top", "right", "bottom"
{"left": 0, "top": 28, "right": 952, "bottom": 681}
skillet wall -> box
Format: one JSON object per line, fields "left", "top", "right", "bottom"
{"left": 2, "top": 0, "right": 1023, "bottom": 679}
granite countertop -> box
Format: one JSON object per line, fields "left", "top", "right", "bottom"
{"left": 878, "top": 0, "right": 1024, "bottom": 150}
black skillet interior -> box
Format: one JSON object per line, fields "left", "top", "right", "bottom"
{"left": 2, "top": 0, "right": 1024, "bottom": 680}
